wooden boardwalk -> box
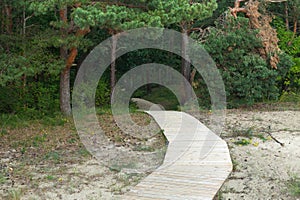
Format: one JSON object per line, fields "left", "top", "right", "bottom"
{"left": 123, "top": 110, "right": 232, "bottom": 200}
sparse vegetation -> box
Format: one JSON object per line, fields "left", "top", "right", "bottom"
{"left": 0, "top": 110, "right": 166, "bottom": 199}
{"left": 8, "top": 189, "right": 23, "bottom": 200}
{"left": 288, "top": 174, "right": 300, "bottom": 197}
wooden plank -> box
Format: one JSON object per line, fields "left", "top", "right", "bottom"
{"left": 122, "top": 111, "right": 232, "bottom": 200}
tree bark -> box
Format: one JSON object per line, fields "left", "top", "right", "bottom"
{"left": 293, "top": 18, "right": 298, "bottom": 38}
{"left": 110, "top": 33, "right": 118, "bottom": 96}
{"left": 60, "top": 67, "right": 71, "bottom": 116}
{"left": 229, "top": 0, "right": 247, "bottom": 19}
{"left": 181, "top": 27, "right": 192, "bottom": 104}
{"left": 4, "top": 3, "right": 12, "bottom": 34}
{"left": 285, "top": 1, "right": 289, "bottom": 31}
{"left": 59, "top": 18, "right": 90, "bottom": 115}
{"left": 2, "top": 2, "right": 12, "bottom": 52}
{"left": 181, "top": 28, "right": 191, "bottom": 82}
{"left": 59, "top": 7, "right": 72, "bottom": 116}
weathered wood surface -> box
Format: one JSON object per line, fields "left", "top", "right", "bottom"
{"left": 123, "top": 111, "right": 232, "bottom": 200}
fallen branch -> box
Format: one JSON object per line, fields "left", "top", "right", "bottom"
{"left": 263, "top": 126, "right": 285, "bottom": 147}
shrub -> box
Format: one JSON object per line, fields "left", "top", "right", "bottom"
{"left": 204, "top": 17, "right": 283, "bottom": 107}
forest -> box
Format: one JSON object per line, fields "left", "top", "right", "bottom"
{"left": 0, "top": 0, "right": 299, "bottom": 117}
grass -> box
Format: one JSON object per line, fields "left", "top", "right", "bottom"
{"left": 133, "top": 145, "right": 155, "bottom": 152}
{"left": 227, "top": 123, "right": 271, "bottom": 146}
{"left": 109, "top": 162, "right": 137, "bottom": 173}
{"left": 44, "top": 151, "right": 61, "bottom": 163}
{"left": 288, "top": 174, "right": 300, "bottom": 197}
{"left": 233, "top": 138, "right": 252, "bottom": 146}
{"left": 0, "top": 109, "right": 166, "bottom": 199}
{"left": 214, "top": 190, "right": 224, "bottom": 200}
{"left": 8, "top": 189, "right": 23, "bottom": 200}
{"left": 279, "top": 91, "right": 300, "bottom": 103}
{"left": 45, "top": 175, "right": 56, "bottom": 181}
{"left": 110, "top": 173, "right": 143, "bottom": 194}
{"left": 0, "top": 113, "right": 88, "bottom": 198}
{"left": 0, "top": 172, "right": 6, "bottom": 184}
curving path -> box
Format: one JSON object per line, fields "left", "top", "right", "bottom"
{"left": 123, "top": 99, "right": 232, "bottom": 200}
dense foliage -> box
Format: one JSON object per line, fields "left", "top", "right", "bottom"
{"left": 0, "top": 0, "right": 299, "bottom": 116}
{"left": 204, "top": 17, "right": 293, "bottom": 107}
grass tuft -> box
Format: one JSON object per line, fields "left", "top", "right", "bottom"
{"left": 288, "top": 174, "right": 300, "bottom": 197}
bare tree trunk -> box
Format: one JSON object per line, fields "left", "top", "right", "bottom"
{"left": 110, "top": 34, "right": 118, "bottom": 96}
{"left": 181, "top": 29, "right": 191, "bottom": 82}
{"left": 181, "top": 27, "right": 192, "bottom": 104}
{"left": 4, "top": 3, "right": 12, "bottom": 34}
{"left": 59, "top": 7, "right": 72, "bottom": 116}
{"left": 2, "top": 1, "right": 12, "bottom": 52}
{"left": 57, "top": 2, "right": 92, "bottom": 116}
{"left": 1, "top": 3, "right": 4, "bottom": 34}
{"left": 285, "top": 1, "right": 289, "bottom": 31}
{"left": 60, "top": 66, "right": 71, "bottom": 115}
{"left": 293, "top": 18, "right": 297, "bottom": 38}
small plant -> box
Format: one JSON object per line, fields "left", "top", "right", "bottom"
{"left": 67, "top": 137, "right": 77, "bottom": 144}
{"left": 46, "top": 175, "right": 55, "bottom": 180}
{"left": 109, "top": 162, "right": 137, "bottom": 173}
{"left": 0, "top": 128, "right": 8, "bottom": 136}
{"left": 20, "top": 147, "right": 26, "bottom": 154}
{"left": 214, "top": 190, "right": 223, "bottom": 200}
{"left": 44, "top": 151, "right": 60, "bottom": 163}
{"left": 235, "top": 127, "right": 254, "bottom": 138}
{"left": 232, "top": 159, "right": 239, "bottom": 172}
{"left": 0, "top": 172, "right": 6, "bottom": 184}
{"left": 234, "top": 138, "right": 251, "bottom": 146}
{"left": 257, "top": 134, "right": 267, "bottom": 142}
{"left": 32, "top": 133, "right": 47, "bottom": 147}
{"left": 114, "top": 135, "right": 123, "bottom": 143}
{"left": 288, "top": 174, "right": 300, "bottom": 197}
{"left": 133, "top": 145, "right": 155, "bottom": 152}
{"left": 78, "top": 148, "right": 91, "bottom": 157}
{"left": 8, "top": 189, "right": 23, "bottom": 200}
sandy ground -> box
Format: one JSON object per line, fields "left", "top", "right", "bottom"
{"left": 1, "top": 107, "right": 300, "bottom": 199}
{"left": 217, "top": 110, "right": 300, "bottom": 200}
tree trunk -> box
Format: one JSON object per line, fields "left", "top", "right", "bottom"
{"left": 110, "top": 34, "right": 118, "bottom": 96}
{"left": 2, "top": 2, "right": 12, "bottom": 52}
{"left": 285, "top": 1, "right": 289, "bottom": 31}
{"left": 60, "top": 44, "right": 72, "bottom": 116}
{"left": 59, "top": 10, "right": 89, "bottom": 115}
{"left": 1, "top": 4, "right": 4, "bottom": 34}
{"left": 181, "top": 29, "right": 191, "bottom": 82}
{"left": 60, "top": 67, "right": 72, "bottom": 115}
{"left": 4, "top": 3, "right": 12, "bottom": 34}
{"left": 59, "top": 7, "right": 72, "bottom": 115}
{"left": 292, "top": 16, "right": 298, "bottom": 38}
{"left": 181, "top": 27, "right": 192, "bottom": 104}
